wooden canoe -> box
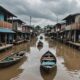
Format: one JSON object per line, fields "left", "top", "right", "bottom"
{"left": 40, "top": 51, "right": 56, "bottom": 70}
{"left": 37, "top": 41, "right": 43, "bottom": 47}
{"left": 40, "top": 36, "right": 43, "bottom": 39}
{"left": 0, "top": 51, "right": 25, "bottom": 68}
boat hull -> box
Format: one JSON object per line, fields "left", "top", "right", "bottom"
{"left": 41, "top": 63, "right": 56, "bottom": 71}
{"left": 0, "top": 57, "right": 23, "bottom": 68}
{"left": 0, "top": 52, "right": 25, "bottom": 68}
{"left": 40, "top": 51, "right": 57, "bottom": 70}
{"left": 37, "top": 42, "right": 43, "bottom": 47}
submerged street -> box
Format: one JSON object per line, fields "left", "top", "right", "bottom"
{"left": 0, "top": 34, "right": 80, "bottom": 80}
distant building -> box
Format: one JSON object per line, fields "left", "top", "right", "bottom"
{"left": 22, "top": 25, "right": 33, "bottom": 40}
{"left": 9, "top": 19, "right": 25, "bottom": 41}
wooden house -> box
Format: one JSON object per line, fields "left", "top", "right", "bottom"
{"left": 22, "top": 25, "right": 33, "bottom": 40}
{"left": 0, "top": 6, "right": 16, "bottom": 45}
{"left": 63, "top": 13, "right": 80, "bottom": 43}
{"left": 9, "top": 19, "right": 25, "bottom": 43}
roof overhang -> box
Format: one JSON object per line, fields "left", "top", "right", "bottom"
{"left": 0, "top": 28, "right": 15, "bottom": 33}
{"left": 0, "top": 6, "right": 16, "bottom": 17}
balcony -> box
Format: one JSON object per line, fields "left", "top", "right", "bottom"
{"left": 65, "top": 25, "right": 71, "bottom": 30}
{"left": 60, "top": 25, "right": 66, "bottom": 32}
{"left": 0, "top": 21, "right": 12, "bottom": 29}
{"left": 65, "top": 23, "right": 80, "bottom": 30}
{"left": 17, "top": 27, "right": 22, "bottom": 32}
{"left": 71, "top": 23, "right": 80, "bottom": 30}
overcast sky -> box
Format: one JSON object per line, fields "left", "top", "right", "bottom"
{"left": 0, "top": 0, "right": 80, "bottom": 27}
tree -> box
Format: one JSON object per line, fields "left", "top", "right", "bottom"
{"left": 35, "top": 25, "right": 41, "bottom": 30}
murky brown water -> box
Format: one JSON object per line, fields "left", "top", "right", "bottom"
{"left": 0, "top": 34, "right": 80, "bottom": 80}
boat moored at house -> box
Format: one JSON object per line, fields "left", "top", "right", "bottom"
{"left": 0, "top": 51, "right": 26, "bottom": 68}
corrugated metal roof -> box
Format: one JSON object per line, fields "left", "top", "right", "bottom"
{"left": 63, "top": 13, "right": 80, "bottom": 20}
{"left": 0, "top": 6, "right": 16, "bottom": 17}
{"left": 0, "top": 28, "right": 15, "bottom": 33}
{"left": 8, "top": 19, "right": 25, "bottom": 23}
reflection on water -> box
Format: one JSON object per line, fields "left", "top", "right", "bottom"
{"left": 57, "top": 41, "right": 80, "bottom": 71}
{"left": 0, "top": 34, "right": 80, "bottom": 80}
{"left": 30, "top": 38, "right": 37, "bottom": 47}
{"left": 0, "top": 42, "right": 30, "bottom": 80}
{"left": 37, "top": 46, "right": 43, "bottom": 51}
{"left": 40, "top": 66, "right": 57, "bottom": 80}
{"left": 48, "top": 39, "right": 80, "bottom": 71}
{"left": 37, "top": 41, "right": 43, "bottom": 51}
{"left": 12, "top": 42, "right": 31, "bottom": 53}
{"left": 0, "top": 42, "right": 30, "bottom": 60}
{"left": 36, "top": 34, "right": 44, "bottom": 51}
{"left": 48, "top": 39, "right": 80, "bottom": 80}
{"left": 0, "top": 57, "right": 27, "bottom": 80}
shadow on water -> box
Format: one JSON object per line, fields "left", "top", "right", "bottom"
{"left": 12, "top": 43, "right": 31, "bottom": 53}
{"left": 37, "top": 46, "right": 43, "bottom": 51}
{"left": 37, "top": 42, "right": 43, "bottom": 51}
{"left": 30, "top": 38, "right": 37, "bottom": 47}
{"left": 36, "top": 39, "right": 44, "bottom": 51}
{"left": 40, "top": 66, "right": 57, "bottom": 80}
{"left": 0, "top": 56, "right": 27, "bottom": 80}
{"left": 47, "top": 39, "right": 80, "bottom": 71}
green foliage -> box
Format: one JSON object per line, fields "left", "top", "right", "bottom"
{"left": 35, "top": 25, "right": 41, "bottom": 30}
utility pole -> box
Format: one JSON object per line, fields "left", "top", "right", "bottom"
{"left": 56, "top": 15, "right": 58, "bottom": 40}
{"left": 30, "top": 16, "right": 32, "bottom": 26}
{"left": 30, "top": 16, "right": 32, "bottom": 41}
{"left": 57, "top": 15, "right": 58, "bottom": 24}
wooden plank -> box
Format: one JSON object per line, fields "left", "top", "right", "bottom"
{"left": 0, "top": 44, "right": 13, "bottom": 51}
{"left": 68, "top": 41, "right": 80, "bottom": 47}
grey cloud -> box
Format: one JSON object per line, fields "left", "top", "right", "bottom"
{"left": 0, "top": 0, "right": 80, "bottom": 27}
{"left": 43, "top": 0, "right": 79, "bottom": 20}
{"left": 0, "top": 0, "right": 56, "bottom": 21}
{"left": 45, "top": 0, "right": 78, "bottom": 14}
{"left": 42, "top": 0, "right": 62, "bottom": 2}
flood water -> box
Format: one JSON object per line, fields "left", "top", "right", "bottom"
{"left": 0, "top": 34, "right": 80, "bottom": 80}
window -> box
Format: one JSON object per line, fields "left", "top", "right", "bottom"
{"left": 78, "top": 17, "right": 80, "bottom": 23}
